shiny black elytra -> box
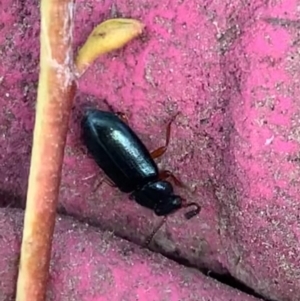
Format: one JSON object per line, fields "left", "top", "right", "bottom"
{"left": 81, "top": 108, "right": 201, "bottom": 245}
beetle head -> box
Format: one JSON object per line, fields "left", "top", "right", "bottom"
{"left": 154, "top": 194, "right": 183, "bottom": 216}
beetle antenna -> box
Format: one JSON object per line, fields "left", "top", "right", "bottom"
{"left": 182, "top": 201, "right": 201, "bottom": 220}
{"left": 143, "top": 216, "right": 167, "bottom": 247}
{"left": 102, "top": 99, "right": 115, "bottom": 112}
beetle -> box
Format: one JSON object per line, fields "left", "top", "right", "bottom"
{"left": 81, "top": 107, "right": 201, "bottom": 245}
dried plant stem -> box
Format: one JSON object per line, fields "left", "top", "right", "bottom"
{"left": 15, "top": 1, "right": 76, "bottom": 301}
{"left": 15, "top": 1, "right": 144, "bottom": 300}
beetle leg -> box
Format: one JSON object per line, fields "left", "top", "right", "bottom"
{"left": 103, "top": 177, "right": 116, "bottom": 187}
{"left": 181, "top": 199, "right": 201, "bottom": 220}
{"left": 73, "top": 138, "right": 89, "bottom": 155}
{"left": 159, "top": 170, "right": 185, "bottom": 188}
{"left": 143, "top": 202, "right": 201, "bottom": 247}
{"left": 150, "top": 112, "right": 179, "bottom": 159}
{"left": 93, "top": 176, "right": 116, "bottom": 192}
{"left": 143, "top": 216, "right": 167, "bottom": 247}
{"left": 115, "top": 112, "right": 130, "bottom": 124}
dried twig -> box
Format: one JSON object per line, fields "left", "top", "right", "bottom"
{"left": 16, "top": 1, "right": 76, "bottom": 301}
{"left": 15, "top": 1, "right": 144, "bottom": 301}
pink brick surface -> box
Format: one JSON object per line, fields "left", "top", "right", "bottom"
{"left": 0, "top": 208, "right": 262, "bottom": 301}
{"left": 0, "top": 1, "right": 300, "bottom": 300}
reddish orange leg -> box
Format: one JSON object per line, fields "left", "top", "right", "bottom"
{"left": 150, "top": 113, "right": 185, "bottom": 188}
{"left": 93, "top": 175, "right": 116, "bottom": 192}
{"left": 143, "top": 216, "right": 167, "bottom": 247}
{"left": 143, "top": 200, "right": 201, "bottom": 247}
{"left": 150, "top": 112, "right": 179, "bottom": 159}
{"left": 181, "top": 198, "right": 201, "bottom": 220}
{"left": 143, "top": 203, "right": 201, "bottom": 247}
{"left": 76, "top": 143, "right": 88, "bottom": 156}
{"left": 159, "top": 170, "right": 186, "bottom": 188}
{"left": 115, "top": 111, "right": 130, "bottom": 124}
{"left": 159, "top": 170, "right": 201, "bottom": 219}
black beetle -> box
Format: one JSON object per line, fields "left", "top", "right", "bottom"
{"left": 81, "top": 108, "right": 201, "bottom": 245}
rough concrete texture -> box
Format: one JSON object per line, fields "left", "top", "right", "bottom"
{"left": 0, "top": 208, "right": 264, "bottom": 301}
{"left": 0, "top": 0, "right": 300, "bottom": 300}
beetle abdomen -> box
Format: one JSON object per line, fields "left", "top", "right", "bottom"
{"left": 82, "top": 109, "right": 158, "bottom": 192}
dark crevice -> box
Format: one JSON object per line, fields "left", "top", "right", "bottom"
{"left": 57, "top": 209, "right": 275, "bottom": 301}
{"left": 0, "top": 189, "right": 25, "bottom": 209}
{"left": 0, "top": 200, "right": 276, "bottom": 301}
{"left": 204, "top": 270, "right": 270, "bottom": 300}
{"left": 155, "top": 250, "right": 274, "bottom": 301}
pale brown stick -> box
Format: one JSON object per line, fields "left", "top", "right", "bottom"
{"left": 15, "top": 2, "right": 145, "bottom": 301}
{"left": 15, "top": 1, "right": 76, "bottom": 301}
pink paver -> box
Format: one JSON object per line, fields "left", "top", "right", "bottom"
{"left": 0, "top": 1, "right": 300, "bottom": 300}
{"left": 0, "top": 208, "right": 262, "bottom": 301}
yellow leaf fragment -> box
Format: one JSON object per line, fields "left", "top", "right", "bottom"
{"left": 75, "top": 18, "right": 145, "bottom": 76}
